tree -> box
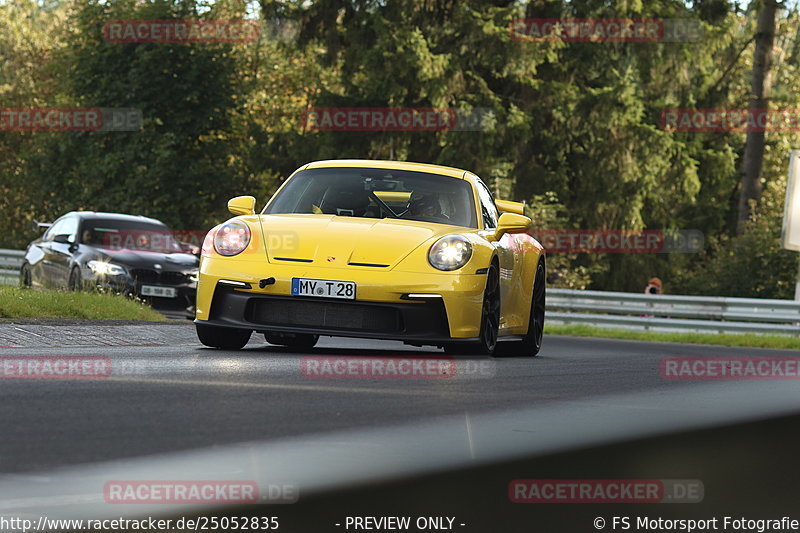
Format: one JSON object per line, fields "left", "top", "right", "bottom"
{"left": 737, "top": 0, "right": 777, "bottom": 234}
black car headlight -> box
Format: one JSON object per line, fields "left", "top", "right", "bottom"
{"left": 428, "top": 235, "right": 472, "bottom": 271}
{"left": 87, "top": 260, "right": 126, "bottom": 276}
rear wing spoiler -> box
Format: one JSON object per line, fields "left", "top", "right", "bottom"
{"left": 495, "top": 199, "right": 526, "bottom": 216}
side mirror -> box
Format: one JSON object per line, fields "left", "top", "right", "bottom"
{"left": 33, "top": 220, "right": 52, "bottom": 232}
{"left": 52, "top": 234, "right": 73, "bottom": 244}
{"left": 179, "top": 241, "right": 201, "bottom": 257}
{"left": 494, "top": 212, "right": 531, "bottom": 240}
{"left": 495, "top": 199, "right": 526, "bottom": 216}
{"left": 228, "top": 196, "right": 256, "bottom": 216}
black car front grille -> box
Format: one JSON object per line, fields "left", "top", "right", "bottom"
{"left": 130, "top": 269, "right": 187, "bottom": 285}
{"left": 248, "top": 298, "right": 402, "bottom": 332}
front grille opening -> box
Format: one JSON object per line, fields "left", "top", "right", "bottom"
{"left": 248, "top": 299, "right": 402, "bottom": 333}
{"left": 131, "top": 269, "right": 187, "bottom": 285}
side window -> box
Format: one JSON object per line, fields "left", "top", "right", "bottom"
{"left": 44, "top": 218, "right": 66, "bottom": 241}
{"left": 61, "top": 217, "right": 79, "bottom": 242}
{"left": 475, "top": 179, "right": 499, "bottom": 229}
{"left": 46, "top": 216, "right": 78, "bottom": 242}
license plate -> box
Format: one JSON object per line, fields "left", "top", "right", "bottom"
{"left": 141, "top": 285, "right": 177, "bottom": 298}
{"left": 291, "top": 278, "right": 356, "bottom": 300}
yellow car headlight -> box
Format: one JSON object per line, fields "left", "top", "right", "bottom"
{"left": 213, "top": 221, "right": 251, "bottom": 256}
{"left": 428, "top": 235, "right": 472, "bottom": 271}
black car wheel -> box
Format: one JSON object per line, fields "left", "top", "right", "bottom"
{"left": 68, "top": 267, "right": 83, "bottom": 291}
{"left": 444, "top": 262, "right": 500, "bottom": 356}
{"left": 20, "top": 263, "right": 32, "bottom": 288}
{"left": 265, "top": 332, "right": 319, "bottom": 350}
{"left": 196, "top": 323, "right": 252, "bottom": 350}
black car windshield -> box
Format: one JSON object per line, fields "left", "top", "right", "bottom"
{"left": 264, "top": 167, "right": 478, "bottom": 228}
{"left": 80, "top": 218, "right": 183, "bottom": 253}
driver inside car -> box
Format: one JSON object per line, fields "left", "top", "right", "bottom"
{"left": 405, "top": 191, "right": 447, "bottom": 220}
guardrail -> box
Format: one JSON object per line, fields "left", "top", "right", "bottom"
{"left": 1, "top": 246, "right": 798, "bottom": 336}
{"left": 0, "top": 249, "right": 24, "bottom": 286}
{"left": 547, "top": 288, "right": 800, "bottom": 336}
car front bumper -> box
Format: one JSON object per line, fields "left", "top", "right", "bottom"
{"left": 195, "top": 259, "right": 488, "bottom": 340}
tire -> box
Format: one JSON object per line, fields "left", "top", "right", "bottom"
{"left": 68, "top": 267, "right": 83, "bottom": 291}
{"left": 444, "top": 261, "right": 500, "bottom": 356}
{"left": 20, "top": 263, "right": 32, "bottom": 288}
{"left": 265, "top": 332, "right": 319, "bottom": 349}
{"left": 196, "top": 323, "right": 252, "bottom": 350}
{"left": 497, "top": 258, "right": 545, "bottom": 357}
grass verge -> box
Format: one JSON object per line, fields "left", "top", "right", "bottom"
{"left": 545, "top": 323, "right": 800, "bottom": 350}
{"left": 0, "top": 286, "right": 167, "bottom": 321}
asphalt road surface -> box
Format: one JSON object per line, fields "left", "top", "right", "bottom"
{"left": 1, "top": 329, "right": 797, "bottom": 474}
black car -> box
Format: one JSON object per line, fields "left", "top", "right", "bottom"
{"left": 20, "top": 211, "right": 199, "bottom": 316}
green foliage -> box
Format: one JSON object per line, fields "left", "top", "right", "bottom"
{"left": 1, "top": 0, "right": 799, "bottom": 299}
{"left": 546, "top": 324, "right": 800, "bottom": 350}
{"left": 0, "top": 286, "right": 165, "bottom": 320}
{"left": 672, "top": 185, "right": 798, "bottom": 299}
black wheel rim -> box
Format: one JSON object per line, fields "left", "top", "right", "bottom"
{"left": 481, "top": 266, "right": 500, "bottom": 351}
{"left": 532, "top": 263, "right": 546, "bottom": 349}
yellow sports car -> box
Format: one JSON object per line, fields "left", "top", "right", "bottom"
{"left": 195, "top": 160, "right": 545, "bottom": 356}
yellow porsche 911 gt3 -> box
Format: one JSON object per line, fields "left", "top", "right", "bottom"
{"left": 195, "top": 160, "right": 545, "bottom": 356}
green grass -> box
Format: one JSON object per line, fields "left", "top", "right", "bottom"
{"left": 546, "top": 323, "right": 800, "bottom": 350}
{"left": 0, "top": 286, "right": 167, "bottom": 321}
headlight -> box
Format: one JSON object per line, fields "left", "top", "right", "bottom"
{"left": 87, "top": 260, "right": 126, "bottom": 276}
{"left": 188, "top": 270, "right": 199, "bottom": 283}
{"left": 428, "top": 235, "right": 472, "bottom": 271}
{"left": 214, "top": 221, "right": 251, "bottom": 256}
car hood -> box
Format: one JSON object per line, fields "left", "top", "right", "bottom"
{"left": 93, "top": 249, "right": 199, "bottom": 270}
{"left": 258, "top": 214, "right": 463, "bottom": 268}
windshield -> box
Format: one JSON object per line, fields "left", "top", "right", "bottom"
{"left": 80, "top": 218, "right": 183, "bottom": 253}
{"left": 264, "top": 167, "right": 478, "bottom": 228}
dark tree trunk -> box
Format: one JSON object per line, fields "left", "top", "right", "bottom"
{"left": 737, "top": 0, "right": 778, "bottom": 235}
